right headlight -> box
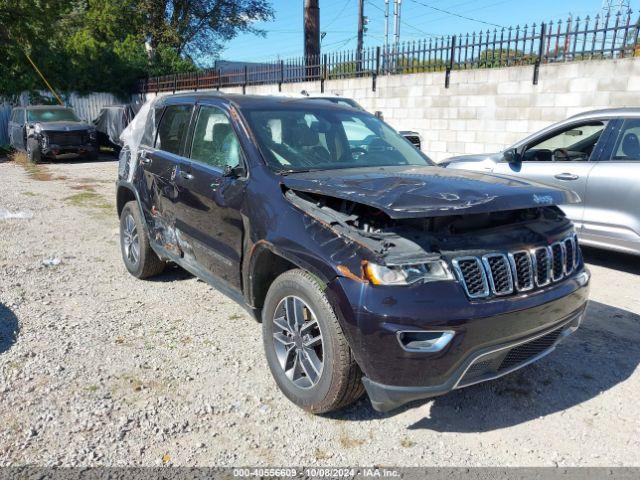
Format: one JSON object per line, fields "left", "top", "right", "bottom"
{"left": 364, "top": 260, "right": 453, "bottom": 286}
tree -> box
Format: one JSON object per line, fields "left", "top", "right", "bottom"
{"left": 138, "top": 0, "right": 274, "bottom": 62}
{"left": 478, "top": 48, "right": 536, "bottom": 67}
{"left": 0, "top": 0, "right": 273, "bottom": 96}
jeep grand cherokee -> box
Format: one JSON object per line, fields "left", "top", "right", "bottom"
{"left": 116, "top": 93, "right": 590, "bottom": 413}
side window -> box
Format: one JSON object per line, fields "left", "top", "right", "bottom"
{"left": 155, "top": 105, "right": 192, "bottom": 155}
{"left": 523, "top": 122, "right": 606, "bottom": 162}
{"left": 190, "top": 105, "right": 241, "bottom": 169}
{"left": 609, "top": 119, "right": 640, "bottom": 161}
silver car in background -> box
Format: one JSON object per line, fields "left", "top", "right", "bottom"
{"left": 443, "top": 108, "right": 640, "bottom": 256}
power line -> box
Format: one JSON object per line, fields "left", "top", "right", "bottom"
{"left": 409, "top": 0, "right": 505, "bottom": 28}
{"left": 325, "top": 0, "right": 355, "bottom": 29}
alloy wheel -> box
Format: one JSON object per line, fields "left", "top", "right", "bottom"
{"left": 122, "top": 213, "right": 140, "bottom": 265}
{"left": 272, "top": 296, "right": 324, "bottom": 389}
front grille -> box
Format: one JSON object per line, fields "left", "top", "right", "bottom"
{"left": 550, "top": 242, "right": 565, "bottom": 281}
{"left": 452, "top": 235, "right": 580, "bottom": 300}
{"left": 498, "top": 327, "right": 563, "bottom": 371}
{"left": 564, "top": 237, "right": 575, "bottom": 274}
{"left": 404, "top": 135, "right": 421, "bottom": 149}
{"left": 509, "top": 251, "right": 534, "bottom": 291}
{"left": 533, "top": 247, "right": 551, "bottom": 287}
{"left": 48, "top": 132, "right": 87, "bottom": 146}
{"left": 482, "top": 254, "right": 513, "bottom": 295}
{"left": 452, "top": 257, "right": 489, "bottom": 298}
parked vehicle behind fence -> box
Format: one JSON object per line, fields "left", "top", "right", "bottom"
{"left": 443, "top": 108, "right": 640, "bottom": 257}
{"left": 8, "top": 105, "right": 98, "bottom": 163}
{"left": 116, "top": 92, "right": 590, "bottom": 413}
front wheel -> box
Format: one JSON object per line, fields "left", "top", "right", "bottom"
{"left": 262, "top": 269, "right": 364, "bottom": 413}
{"left": 119, "top": 201, "right": 165, "bottom": 279}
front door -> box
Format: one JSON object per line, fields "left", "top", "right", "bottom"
{"left": 177, "top": 103, "right": 247, "bottom": 290}
{"left": 492, "top": 120, "right": 610, "bottom": 230}
{"left": 581, "top": 118, "right": 640, "bottom": 253}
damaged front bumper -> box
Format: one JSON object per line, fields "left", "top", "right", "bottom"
{"left": 42, "top": 143, "right": 97, "bottom": 159}
{"left": 326, "top": 269, "right": 590, "bottom": 412}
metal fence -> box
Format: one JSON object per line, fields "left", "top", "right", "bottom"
{"left": 137, "top": 9, "right": 640, "bottom": 94}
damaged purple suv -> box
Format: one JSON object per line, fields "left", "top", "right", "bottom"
{"left": 116, "top": 93, "right": 590, "bottom": 413}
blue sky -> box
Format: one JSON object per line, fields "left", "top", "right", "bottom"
{"left": 218, "top": 0, "right": 635, "bottom": 63}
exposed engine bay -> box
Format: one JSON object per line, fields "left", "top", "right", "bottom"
{"left": 285, "top": 188, "right": 571, "bottom": 266}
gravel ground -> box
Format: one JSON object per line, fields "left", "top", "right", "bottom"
{"left": 0, "top": 153, "right": 639, "bottom": 467}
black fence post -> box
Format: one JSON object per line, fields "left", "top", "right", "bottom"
{"left": 194, "top": 71, "right": 199, "bottom": 91}
{"left": 445, "top": 35, "right": 456, "bottom": 88}
{"left": 533, "top": 23, "right": 546, "bottom": 85}
{"left": 217, "top": 69, "right": 221, "bottom": 91}
{"left": 173, "top": 74, "right": 177, "bottom": 93}
{"left": 279, "top": 60, "right": 284, "bottom": 92}
{"left": 373, "top": 46, "right": 381, "bottom": 92}
{"left": 243, "top": 65, "right": 248, "bottom": 94}
{"left": 321, "top": 54, "right": 327, "bottom": 93}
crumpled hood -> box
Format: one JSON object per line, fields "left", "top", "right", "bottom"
{"left": 282, "top": 165, "right": 580, "bottom": 219}
{"left": 36, "top": 121, "right": 91, "bottom": 132}
{"left": 441, "top": 152, "right": 503, "bottom": 165}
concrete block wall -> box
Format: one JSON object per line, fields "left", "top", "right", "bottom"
{"left": 207, "top": 57, "right": 640, "bottom": 162}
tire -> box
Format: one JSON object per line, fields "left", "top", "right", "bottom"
{"left": 262, "top": 269, "right": 364, "bottom": 413}
{"left": 119, "top": 201, "right": 165, "bottom": 279}
{"left": 26, "top": 138, "right": 41, "bottom": 164}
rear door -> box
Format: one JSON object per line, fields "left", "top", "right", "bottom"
{"left": 178, "top": 102, "right": 248, "bottom": 290}
{"left": 138, "top": 103, "right": 194, "bottom": 257}
{"left": 492, "top": 120, "right": 610, "bottom": 229}
{"left": 581, "top": 118, "right": 640, "bottom": 253}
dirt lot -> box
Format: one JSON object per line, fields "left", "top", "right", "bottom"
{"left": 0, "top": 154, "right": 639, "bottom": 467}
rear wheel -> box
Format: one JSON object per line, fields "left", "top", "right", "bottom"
{"left": 26, "top": 138, "right": 41, "bottom": 163}
{"left": 262, "top": 269, "right": 364, "bottom": 413}
{"left": 119, "top": 201, "right": 165, "bottom": 279}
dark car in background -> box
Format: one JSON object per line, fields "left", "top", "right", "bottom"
{"left": 8, "top": 105, "right": 98, "bottom": 163}
{"left": 93, "top": 104, "right": 140, "bottom": 154}
{"left": 116, "top": 93, "right": 590, "bottom": 413}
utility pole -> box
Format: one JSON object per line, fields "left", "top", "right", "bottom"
{"left": 394, "top": 0, "right": 402, "bottom": 50}
{"left": 304, "top": 0, "right": 320, "bottom": 79}
{"left": 356, "top": 0, "right": 365, "bottom": 74}
{"left": 383, "top": 0, "right": 389, "bottom": 73}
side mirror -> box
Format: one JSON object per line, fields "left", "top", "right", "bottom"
{"left": 223, "top": 164, "right": 245, "bottom": 178}
{"left": 374, "top": 111, "right": 384, "bottom": 121}
{"left": 503, "top": 148, "right": 520, "bottom": 164}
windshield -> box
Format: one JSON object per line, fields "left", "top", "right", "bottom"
{"left": 27, "top": 108, "right": 80, "bottom": 123}
{"left": 244, "top": 107, "right": 432, "bottom": 172}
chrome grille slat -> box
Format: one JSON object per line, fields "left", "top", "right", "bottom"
{"left": 508, "top": 251, "right": 534, "bottom": 292}
{"left": 482, "top": 253, "right": 513, "bottom": 296}
{"left": 532, "top": 246, "right": 552, "bottom": 287}
{"left": 453, "top": 235, "right": 580, "bottom": 300}
{"left": 550, "top": 242, "right": 565, "bottom": 282}
{"left": 563, "top": 237, "right": 576, "bottom": 275}
{"left": 452, "top": 257, "right": 490, "bottom": 299}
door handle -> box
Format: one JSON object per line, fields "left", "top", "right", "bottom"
{"left": 179, "top": 171, "right": 194, "bottom": 180}
{"left": 554, "top": 173, "right": 579, "bottom": 181}
{"left": 140, "top": 151, "right": 151, "bottom": 165}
